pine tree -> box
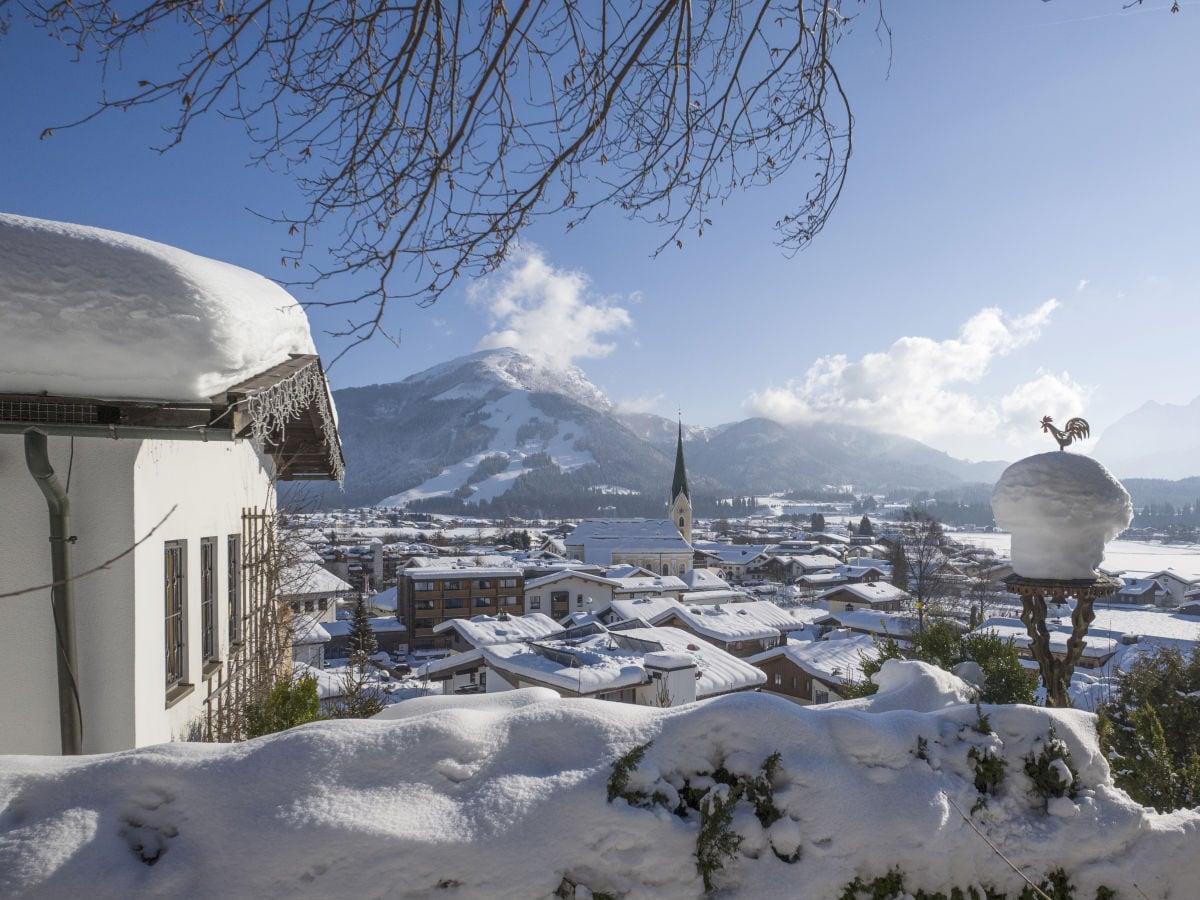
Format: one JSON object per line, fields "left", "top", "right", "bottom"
{"left": 348, "top": 595, "right": 378, "bottom": 665}
{"left": 1098, "top": 645, "right": 1200, "bottom": 811}
{"left": 858, "top": 515, "right": 873, "bottom": 537}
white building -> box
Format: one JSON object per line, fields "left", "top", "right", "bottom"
{"left": 0, "top": 215, "right": 343, "bottom": 754}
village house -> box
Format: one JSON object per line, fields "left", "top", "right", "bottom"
{"left": 523, "top": 569, "right": 619, "bottom": 619}
{"left": 478, "top": 622, "right": 765, "bottom": 704}
{"left": 396, "top": 566, "right": 525, "bottom": 651}
{"left": 751, "top": 632, "right": 880, "bottom": 704}
{"left": 0, "top": 214, "right": 344, "bottom": 754}
{"left": 821, "top": 581, "right": 910, "bottom": 613}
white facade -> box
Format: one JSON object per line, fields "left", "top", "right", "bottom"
{"left": 1, "top": 432, "right": 274, "bottom": 754}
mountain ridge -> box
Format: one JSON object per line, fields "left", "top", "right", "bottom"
{"left": 303, "top": 349, "right": 1012, "bottom": 511}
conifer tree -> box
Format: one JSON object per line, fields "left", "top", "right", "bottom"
{"left": 348, "top": 596, "right": 378, "bottom": 665}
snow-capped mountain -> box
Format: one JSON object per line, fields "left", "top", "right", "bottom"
{"left": 309, "top": 349, "right": 680, "bottom": 510}
{"left": 300, "top": 348, "right": 1010, "bottom": 511}
{"left": 1093, "top": 396, "right": 1200, "bottom": 480}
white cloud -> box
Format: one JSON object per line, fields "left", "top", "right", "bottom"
{"left": 615, "top": 393, "right": 665, "bottom": 415}
{"left": 469, "top": 248, "right": 632, "bottom": 369}
{"left": 746, "top": 300, "right": 1089, "bottom": 459}
{"left": 1076, "top": 279, "right": 1088, "bottom": 293}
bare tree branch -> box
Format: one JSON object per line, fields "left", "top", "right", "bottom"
{"left": 15, "top": 0, "right": 873, "bottom": 353}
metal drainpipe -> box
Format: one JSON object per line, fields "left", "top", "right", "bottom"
{"left": 24, "top": 428, "right": 83, "bottom": 755}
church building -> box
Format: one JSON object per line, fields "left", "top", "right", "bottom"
{"left": 563, "top": 418, "right": 694, "bottom": 577}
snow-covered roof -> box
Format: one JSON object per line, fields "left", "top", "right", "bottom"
{"left": 292, "top": 616, "right": 332, "bottom": 645}
{"left": 0, "top": 214, "right": 315, "bottom": 401}
{"left": 366, "top": 586, "right": 398, "bottom": 612}
{"left": 608, "top": 595, "right": 684, "bottom": 623}
{"left": 661, "top": 604, "right": 781, "bottom": 642}
{"left": 401, "top": 566, "right": 522, "bottom": 580}
{"left": 481, "top": 625, "right": 764, "bottom": 698}
{"left": 524, "top": 570, "right": 619, "bottom": 591}
{"left": 772, "top": 631, "right": 880, "bottom": 685}
{"left": 0, "top": 215, "right": 344, "bottom": 481}
{"left": 566, "top": 518, "right": 692, "bottom": 562}
{"left": 819, "top": 609, "right": 918, "bottom": 639}
{"left": 975, "top": 617, "right": 1120, "bottom": 660}
{"left": 431, "top": 613, "right": 563, "bottom": 647}
{"left": 821, "top": 581, "right": 909, "bottom": 605}
{"left": 679, "top": 568, "right": 731, "bottom": 591}
{"left": 611, "top": 575, "right": 687, "bottom": 594}
{"left": 278, "top": 562, "right": 353, "bottom": 598}
{"left": 323, "top": 617, "right": 406, "bottom": 638}
{"left": 690, "top": 542, "right": 773, "bottom": 564}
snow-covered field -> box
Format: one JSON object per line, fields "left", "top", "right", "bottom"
{"left": 958, "top": 532, "right": 1200, "bottom": 581}
{"left": 1, "top": 663, "right": 1196, "bottom": 898}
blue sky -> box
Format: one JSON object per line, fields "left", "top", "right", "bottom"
{"left": 3, "top": 2, "right": 1197, "bottom": 463}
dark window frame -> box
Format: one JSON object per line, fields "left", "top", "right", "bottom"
{"left": 165, "top": 540, "right": 188, "bottom": 689}
{"left": 201, "top": 537, "right": 219, "bottom": 663}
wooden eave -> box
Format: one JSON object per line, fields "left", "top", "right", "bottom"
{"left": 215, "top": 354, "right": 345, "bottom": 482}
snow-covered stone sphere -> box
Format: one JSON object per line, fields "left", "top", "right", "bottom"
{"left": 991, "top": 451, "right": 1132, "bottom": 580}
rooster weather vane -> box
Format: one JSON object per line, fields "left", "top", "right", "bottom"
{"left": 1040, "top": 415, "right": 1090, "bottom": 451}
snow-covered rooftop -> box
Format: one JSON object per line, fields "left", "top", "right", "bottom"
{"left": 432, "top": 613, "right": 563, "bottom": 647}
{"left": 0, "top": 214, "right": 316, "bottom": 401}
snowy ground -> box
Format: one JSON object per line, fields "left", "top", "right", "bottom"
{"left": 1, "top": 662, "right": 1196, "bottom": 898}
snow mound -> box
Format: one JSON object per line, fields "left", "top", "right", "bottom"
{"left": 832, "top": 659, "right": 979, "bottom": 712}
{"left": 991, "top": 451, "right": 1132, "bottom": 579}
{"left": 0, "top": 214, "right": 316, "bottom": 401}
{"left": 2, "top": 682, "right": 1196, "bottom": 898}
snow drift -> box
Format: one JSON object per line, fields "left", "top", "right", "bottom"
{"left": 0, "top": 662, "right": 1195, "bottom": 898}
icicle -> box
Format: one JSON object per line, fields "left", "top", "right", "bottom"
{"left": 245, "top": 359, "right": 344, "bottom": 485}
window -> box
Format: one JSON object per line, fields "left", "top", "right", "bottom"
{"left": 318, "top": 598, "right": 328, "bottom": 611}
{"left": 414, "top": 581, "right": 433, "bottom": 592}
{"left": 443, "top": 580, "right": 461, "bottom": 591}
{"left": 443, "top": 598, "right": 464, "bottom": 609}
{"left": 530, "top": 597, "right": 542, "bottom": 610}
{"left": 474, "top": 597, "right": 491, "bottom": 608}
{"left": 662, "top": 565, "right": 669, "bottom": 575}
{"left": 773, "top": 673, "right": 782, "bottom": 686}
{"left": 227, "top": 535, "right": 242, "bottom": 644}
{"left": 500, "top": 578, "right": 518, "bottom": 588}
{"left": 415, "top": 599, "right": 435, "bottom": 611}
{"left": 414, "top": 618, "right": 435, "bottom": 630}
{"left": 576, "top": 595, "right": 584, "bottom": 609}
{"left": 475, "top": 579, "right": 491, "bottom": 589}
{"left": 679, "top": 516, "right": 685, "bottom": 529}
{"left": 201, "top": 537, "right": 218, "bottom": 663}
{"left": 304, "top": 599, "right": 314, "bottom": 612}
{"left": 165, "top": 541, "right": 187, "bottom": 688}
{"left": 501, "top": 596, "right": 519, "bottom": 607}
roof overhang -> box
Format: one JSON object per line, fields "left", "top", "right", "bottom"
{"left": 0, "top": 353, "right": 344, "bottom": 482}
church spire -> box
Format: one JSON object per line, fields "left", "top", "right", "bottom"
{"left": 669, "top": 414, "right": 693, "bottom": 545}
{"left": 671, "top": 416, "right": 690, "bottom": 501}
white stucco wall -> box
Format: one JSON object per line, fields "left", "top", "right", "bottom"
{"left": 0, "top": 432, "right": 139, "bottom": 754}
{"left": 132, "top": 438, "right": 275, "bottom": 747}
{"left": 0, "top": 432, "right": 275, "bottom": 754}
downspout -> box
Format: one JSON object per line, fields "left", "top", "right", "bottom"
{"left": 24, "top": 428, "right": 83, "bottom": 755}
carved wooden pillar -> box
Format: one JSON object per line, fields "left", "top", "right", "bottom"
{"left": 1003, "top": 575, "right": 1116, "bottom": 708}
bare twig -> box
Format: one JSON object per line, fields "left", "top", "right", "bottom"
{"left": 17, "top": 0, "right": 866, "bottom": 355}
{"left": 0, "top": 505, "right": 178, "bottom": 601}
{"left": 942, "top": 791, "right": 1052, "bottom": 900}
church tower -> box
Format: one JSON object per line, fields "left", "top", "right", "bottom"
{"left": 669, "top": 417, "right": 693, "bottom": 545}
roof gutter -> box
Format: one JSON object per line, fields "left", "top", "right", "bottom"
{"left": 0, "top": 423, "right": 235, "bottom": 442}
{"left": 24, "top": 428, "right": 83, "bottom": 755}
